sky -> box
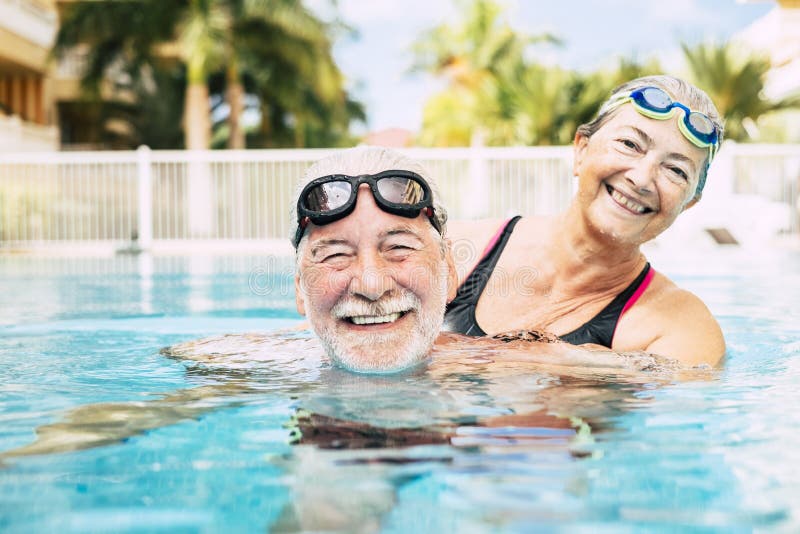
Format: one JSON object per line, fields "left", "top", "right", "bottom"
{"left": 317, "top": 0, "right": 776, "bottom": 133}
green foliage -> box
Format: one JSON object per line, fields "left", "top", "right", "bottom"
{"left": 52, "top": 0, "right": 364, "bottom": 149}
{"left": 681, "top": 41, "right": 800, "bottom": 142}
{"left": 413, "top": 0, "right": 800, "bottom": 147}
{"left": 102, "top": 66, "right": 187, "bottom": 149}
{"left": 412, "top": 0, "right": 558, "bottom": 146}
{"left": 412, "top": 0, "right": 662, "bottom": 147}
{"left": 0, "top": 179, "right": 57, "bottom": 243}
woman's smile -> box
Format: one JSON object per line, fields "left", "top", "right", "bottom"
{"left": 604, "top": 183, "right": 655, "bottom": 215}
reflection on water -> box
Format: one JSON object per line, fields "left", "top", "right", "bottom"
{"left": 3, "top": 332, "right": 667, "bottom": 459}
{"left": 1, "top": 250, "right": 799, "bottom": 531}
{"left": 1, "top": 331, "right": 691, "bottom": 531}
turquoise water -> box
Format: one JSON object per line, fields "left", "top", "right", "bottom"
{"left": 1, "top": 250, "right": 799, "bottom": 532}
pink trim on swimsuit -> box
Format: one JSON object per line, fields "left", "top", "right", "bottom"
{"left": 620, "top": 267, "right": 655, "bottom": 316}
{"left": 457, "top": 218, "right": 515, "bottom": 287}
{"left": 610, "top": 267, "right": 655, "bottom": 346}
{"left": 481, "top": 218, "right": 513, "bottom": 258}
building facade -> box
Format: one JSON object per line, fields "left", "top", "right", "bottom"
{"left": 0, "top": 0, "right": 59, "bottom": 151}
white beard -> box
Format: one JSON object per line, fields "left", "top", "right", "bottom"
{"left": 306, "top": 260, "right": 448, "bottom": 374}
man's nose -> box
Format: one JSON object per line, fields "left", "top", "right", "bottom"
{"left": 348, "top": 253, "right": 394, "bottom": 301}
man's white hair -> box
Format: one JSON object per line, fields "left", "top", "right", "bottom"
{"left": 290, "top": 146, "right": 448, "bottom": 249}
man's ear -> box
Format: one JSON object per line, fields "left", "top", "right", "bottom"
{"left": 445, "top": 239, "right": 459, "bottom": 303}
{"left": 573, "top": 132, "right": 589, "bottom": 177}
{"left": 294, "top": 275, "right": 306, "bottom": 316}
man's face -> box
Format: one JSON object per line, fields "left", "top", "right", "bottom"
{"left": 295, "top": 184, "right": 456, "bottom": 373}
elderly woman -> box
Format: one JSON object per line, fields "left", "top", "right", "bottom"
{"left": 444, "top": 75, "right": 725, "bottom": 366}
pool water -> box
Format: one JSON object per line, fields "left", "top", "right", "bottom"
{"left": 0, "top": 249, "right": 799, "bottom": 532}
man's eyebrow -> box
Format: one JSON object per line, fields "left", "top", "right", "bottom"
{"left": 309, "top": 239, "right": 351, "bottom": 256}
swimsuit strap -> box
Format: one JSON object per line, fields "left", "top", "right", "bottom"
{"left": 443, "top": 216, "right": 523, "bottom": 336}
{"left": 620, "top": 266, "right": 655, "bottom": 316}
{"left": 559, "top": 263, "right": 653, "bottom": 348}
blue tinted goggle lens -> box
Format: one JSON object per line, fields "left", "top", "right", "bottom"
{"left": 630, "top": 87, "right": 718, "bottom": 146}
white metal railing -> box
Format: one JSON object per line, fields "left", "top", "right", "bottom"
{"left": 0, "top": 146, "right": 575, "bottom": 250}
{"left": 1, "top": 143, "right": 799, "bottom": 252}
{"left": 729, "top": 143, "right": 800, "bottom": 235}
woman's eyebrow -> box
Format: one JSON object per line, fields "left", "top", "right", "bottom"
{"left": 629, "top": 126, "right": 654, "bottom": 146}
{"left": 666, "top": 152, "right": 698, "bottom": 174}
{"left": 627, "top": 126, "right": 698, "bottom": 173}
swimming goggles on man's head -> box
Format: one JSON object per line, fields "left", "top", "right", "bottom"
{"left": 293, "top": 170, "right": 442, "bottom": 247}
{"left": 608, "top": 86, "right": 720, "bottom": 159}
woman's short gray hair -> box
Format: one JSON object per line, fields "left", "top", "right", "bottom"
{"left": 576, "top": 75, "right": 724, "bottom": 198}
{"left": 289, "top": 146, "right": 449, "bottom": 248}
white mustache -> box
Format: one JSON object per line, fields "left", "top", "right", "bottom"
{"left": 331, "top": 291, "right": 420, "bottom": 319}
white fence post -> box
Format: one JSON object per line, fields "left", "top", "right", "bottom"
{"left": 468, "top": 131, "right": 490, "bottom": 218}
{"left": 136, "top": 145, "right": 153, "bottom": 249}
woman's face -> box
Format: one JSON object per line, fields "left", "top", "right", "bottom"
{"left": 572, "top": 104, "right": 708, "bottom": 245}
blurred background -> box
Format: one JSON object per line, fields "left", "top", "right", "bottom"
{"left": 1, "top": 0, "right": 799, "bottom": 253}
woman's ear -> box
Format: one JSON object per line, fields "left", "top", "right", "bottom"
{"left": 573, "top": 132, "right": 590, "bottom": 177}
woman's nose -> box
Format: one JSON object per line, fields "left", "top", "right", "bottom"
{"left": 625, "top": 155, "right": 658, "bottom": 194}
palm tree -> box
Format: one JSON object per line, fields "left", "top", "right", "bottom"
{"left": 418, "top": 89, "right": 478, "bottom": 146}
{"left": 682, "top": 41, "right": 800, "bottom": 141}
{"left": 53, "top": 1, "right": 189, "bottom": 144}
{"left": 96, "top": 65, "right": 186, "bottom": 149}
{"left": 53, "top": 0, "right": 362, "bottom": 149}
{"left": 413, "top": 0, "right": 661, "bottom": 148}
{"left": 412, "top": 0, "right": 557, "bottom": 146}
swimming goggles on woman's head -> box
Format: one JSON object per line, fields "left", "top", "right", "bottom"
{"left": 608, "top": 86, "right": 720, "bottom": 159}
{"left": 293, "top": 170, "right": 442, "bottom": 247}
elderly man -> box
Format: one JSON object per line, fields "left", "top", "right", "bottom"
{"left": 291, "top": 146, "right": 457, "bottom": 373}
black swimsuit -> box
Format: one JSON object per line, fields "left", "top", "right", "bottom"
{"left": 443, "top": 216, "right": 653, "bottom": 347}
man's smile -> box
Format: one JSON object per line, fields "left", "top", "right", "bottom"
{"left": 339, "top": 310, "right": 413, "bottom": 331}
{"left": 346, "top": 311, "right": 407, "bottom": 325}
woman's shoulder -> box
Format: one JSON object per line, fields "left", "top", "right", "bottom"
{"left": 627, "top": 270, "right": 708, "bottom": 320}
{"left": 617, "top": 270, "right": 725, "bottom": 365}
